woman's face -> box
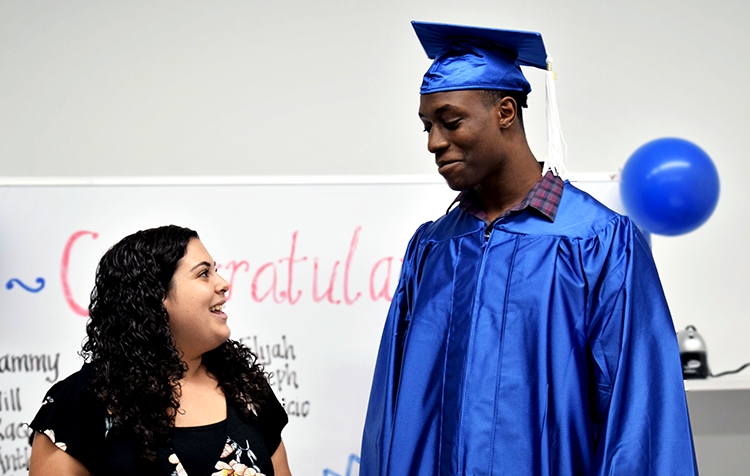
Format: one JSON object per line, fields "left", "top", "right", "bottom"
{"left": 163, "top": 238, "right": 231, "bottom": 358}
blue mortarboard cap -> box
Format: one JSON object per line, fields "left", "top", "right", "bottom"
{"left": 412, "top": 21, "right": 568, "bottom": 177}
{"left": 412, "top": 21, "right": 548, "bottom": 95}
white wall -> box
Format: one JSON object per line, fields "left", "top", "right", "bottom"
{"left": 1, "top": 1, "right": 749, "bottom": 474}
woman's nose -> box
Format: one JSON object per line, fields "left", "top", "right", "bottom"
{"left": 216, "top": 274, "right": 229, "bottom": 294}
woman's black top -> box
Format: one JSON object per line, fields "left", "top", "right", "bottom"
{"left": 29, "top": 364, "right": 288, "bottom": 476}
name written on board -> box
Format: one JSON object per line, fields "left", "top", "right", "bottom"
{"left": 241, "top": 334, "right": 310, "bottom": 418}
{"left": 0, "top": 354, "right": 60, "bottom": 384}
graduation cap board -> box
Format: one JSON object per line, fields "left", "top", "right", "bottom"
{"left": 411, "top": 21, "right": 567, "bottom": 176}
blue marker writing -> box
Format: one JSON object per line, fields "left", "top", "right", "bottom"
{"left": 323, "top": 454, "right": 360, "bottom": 476}
{"left": 6, "top": 277, "right": 45, "bottom": 293}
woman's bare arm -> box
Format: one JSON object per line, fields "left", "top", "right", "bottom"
{"left": 271, "top": 439, "right": 292, "bottom": 476}
{"left": 28, "top": 431, "right": 90, "bottom": 476}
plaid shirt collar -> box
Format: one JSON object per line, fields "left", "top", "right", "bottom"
{"left": 451, "top": 171, "right": 564, "bottom": 224}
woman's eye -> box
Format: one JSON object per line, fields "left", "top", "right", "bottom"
{"left": 199, "top": 270, "right": 209, "bottom": 277}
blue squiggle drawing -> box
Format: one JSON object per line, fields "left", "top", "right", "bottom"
{"left": 323, "top": 453, "right": 360, "bottom": 476}
{"left": 6, "top": 277, "right": 45, "bottom": 293}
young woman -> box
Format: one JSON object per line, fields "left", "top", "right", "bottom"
{"left": 28, "top": 225, "right": 292, "bottom": 476}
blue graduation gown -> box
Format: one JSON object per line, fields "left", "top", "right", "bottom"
{"left": 361, "top": 183, "right": 698, "bottom": 475}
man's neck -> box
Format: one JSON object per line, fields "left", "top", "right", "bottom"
{"left": 475, "top": 156, "right": 542, "bottom": 223}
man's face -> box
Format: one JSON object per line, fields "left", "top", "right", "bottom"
{"left": 418, "top": 90, "right": 505, "bottom": 192}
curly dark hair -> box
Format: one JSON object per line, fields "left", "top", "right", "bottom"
{"left": 80, "top": 225, "right": 269, "bottom": 462}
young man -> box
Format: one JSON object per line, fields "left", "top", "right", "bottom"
{"left": 360, "top": 21, "right": 698, "bottom": 475}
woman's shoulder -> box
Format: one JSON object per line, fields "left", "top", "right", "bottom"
{"left": 28, "top": 362, "right": 109, "bottom": 470}
{"left": 45, "top": 362, "right": 97, "bottom": 397}
{"left": 32, "top": 363, "right": 104, "bottom": 417}
{"left": 229, "top": 386, "right": 288, "bottom": 442}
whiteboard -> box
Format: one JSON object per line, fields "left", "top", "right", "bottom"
{"left": 0, "top": 175, "right": 618, "bottom": 475}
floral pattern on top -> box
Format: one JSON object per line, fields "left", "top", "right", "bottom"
{"left": 168, "top": 453, "right": 188, "bottom": 476}
{"left": 168, "top": 437, "right": 266, "bottom": 476}
{"left": 29, "top": 365, "right": 287, "bottom": 475}
{"left": 42, "top": 429, "right": 68, "bottom": 451}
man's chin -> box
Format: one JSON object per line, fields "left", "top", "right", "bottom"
{"left": 441, "top": 176, "right": 473, "bottom": 192}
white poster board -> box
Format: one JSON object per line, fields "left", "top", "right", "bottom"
{"left": 0, "top": 175, "right": 617, "bottom": 475}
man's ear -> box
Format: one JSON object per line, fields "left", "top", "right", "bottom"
{"left": 497, "top": 96, "right": 518, "bottom": 129}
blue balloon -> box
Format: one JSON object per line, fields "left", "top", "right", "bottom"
{"left": 620, "top": 138, "right": 720, "bottom": 236}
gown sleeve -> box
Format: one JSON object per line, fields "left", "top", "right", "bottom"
{"left": 584, "top": 217, "right": 699, "bottom": 475}
{"left": 28, "top": 371, "right": 105, "bottom": 471}
{"left": 360, "top": 223, "right": 430, "bottom": 476}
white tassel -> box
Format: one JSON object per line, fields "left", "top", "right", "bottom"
{"left": 544, "top": 57, "right": 567, "bottom": 177}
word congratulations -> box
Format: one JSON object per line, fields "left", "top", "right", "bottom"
{"left": 61, "top": 228, "right": 403, "bottom": 316}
